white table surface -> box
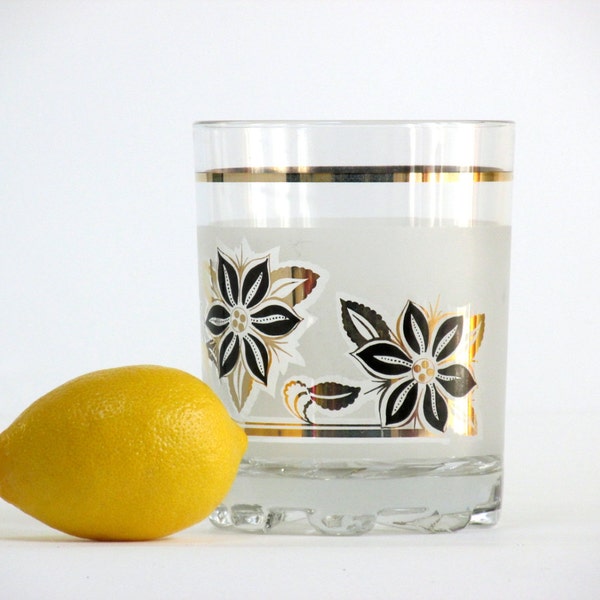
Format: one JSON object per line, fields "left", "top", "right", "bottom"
{"left": 1, "top": 412, "right": 598, "bottom": 600}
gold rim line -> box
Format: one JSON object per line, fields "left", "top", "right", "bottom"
{"left": 196, "top": 166, "right": 512, "bottom": 183}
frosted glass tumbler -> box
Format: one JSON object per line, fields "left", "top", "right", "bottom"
{"left": 194, "top": 120, "right": 514, "bottom": 535}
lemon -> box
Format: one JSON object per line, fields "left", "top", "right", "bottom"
{"left": 0, "top": 365, "right": 247, "bottom": 541}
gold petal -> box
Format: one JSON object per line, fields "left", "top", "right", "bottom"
{"left": 469, "top": 314, "right": 486, "bottom": 362}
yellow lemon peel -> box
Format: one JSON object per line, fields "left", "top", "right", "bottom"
{"left": 0, "top": 365, "right": 246, "bottom": 541}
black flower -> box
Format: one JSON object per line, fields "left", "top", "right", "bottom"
{"left": 205, "top": 251, "right": 301, "bottom": 386}
{"left": 352, "top": 301, "right": 477, "bottom": 432}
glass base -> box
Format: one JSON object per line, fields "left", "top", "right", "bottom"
{"left": 209, "top": 456, "right": 502, "bottom": 535}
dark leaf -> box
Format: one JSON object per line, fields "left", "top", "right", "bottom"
{"left": 432, "top": 315, "right": 463, "bottom": 361}
{"left": 353, "top": 340, "right": 412, "bottom": 379}
{"left": 308, "top": 381, "right": 361, "bottom": 411}
{"left": 217, "top": 251, "right": 239, "bottom": 307}
{"left": 242, "top": 333, "right": 270, "bottom": 385}
{"left": 241, "top": 258, "right": 270, "bottom": 309}
{"left": 341, "top": 299, "right": 391, "bottom": 346}
{"left": 381, "top": 380, "right": 419, "bottom": 426}
{"left": 436, "top": 364, "right": 476, "bottom": 398}
{"left": 251, "top": 302, "right": 301, "bottom": 337}
{"left": 218, "top": 331, "right": 240, "bottom": 378}
{"left": 401, "top": 301, "right": 430, "bottom": 355}
{"left": 422, "top": 384, "right": 448, "bottom": 432}
{"left": 205, "top": 303, "right": 231, "bottom": 336}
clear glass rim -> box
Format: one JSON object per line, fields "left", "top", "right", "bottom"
{"left": 193, "top": 120, "right": 515, "bottom": 175}
{"left": 193, "top": 119, "right": 514, "bottom": 129}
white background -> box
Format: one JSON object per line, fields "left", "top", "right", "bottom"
{"left": 1, "top": 1, "right": 599, "bottom": 598}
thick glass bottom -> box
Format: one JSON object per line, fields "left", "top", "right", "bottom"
{"left": 209, "top": 456, "right": 502, "bottom": 535}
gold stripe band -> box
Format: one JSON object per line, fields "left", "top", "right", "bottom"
{"left": 196, "top": 166, "right": 512, "bottom": 183}
{"left": 242, "top": 425, "right": 436, "bottom": 439}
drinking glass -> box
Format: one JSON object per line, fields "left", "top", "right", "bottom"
{"left": 193, "top": 120, "right": 514, "bottom": 534}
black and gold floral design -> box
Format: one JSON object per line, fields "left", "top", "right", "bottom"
{"left": 205, "top": 244, "right": 320, "bottom": 411}
{"left": 341, "top": 299, "right": 484, "bottom": 433}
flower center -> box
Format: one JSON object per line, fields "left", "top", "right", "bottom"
{"left": 231, "top": 306, "right": 250, "bottom": 334}
{"left": 412, "top": 358, "right": 436, "bottom": 384}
